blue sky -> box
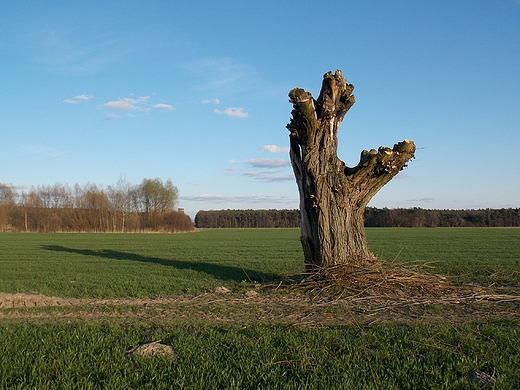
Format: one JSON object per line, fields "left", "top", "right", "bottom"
{"left": 1, "top": 1, "right": 519, "bottom": 216}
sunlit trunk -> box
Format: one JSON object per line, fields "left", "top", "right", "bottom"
{"left": 288, "top": 71, "right": 416, "bottom": 270}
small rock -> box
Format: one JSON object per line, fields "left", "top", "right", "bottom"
{"left": 127, "top": 342, "right": 175, "bottom": 358}
{"left": 244, "top": 290, "right": 259, "bottom": 298}
{"left": 214, "top": 286, "right": 230, "bottom": 294}
{"left": 466, "top": 371, "right": 495, "bottom": 388}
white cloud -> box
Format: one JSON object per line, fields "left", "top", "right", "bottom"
{"left": 103, "top": 113, "right": 120, "bottom": 121}
{"left": 153, "top": 103, "right": 175, "bottom": 110}
{"left": 201, "top": 98, "right": 220, "bottom": 105}
{"left": 180, "top": 194, "right": 296, "bottom": 204}
{"left": 244, "top": 158, "right": 290, "bottom": 168}
{"left": 103, "top": 96, "right": 175, "bottom": 114}
{"left": 261, "top": 145, "right": 290, "bottom": 154}
{"left": 244, "top": 172, "right": 293, "bottom": 182}
{"left": 63, "top": 94, "right": 93, "bottom": 104}
{"left": 131, "top": 96, "right": 150, "bottom": 103}
{"left": 180, "top": 194, "right": 230, "bottom": 202}
{"left": 406, "top": 197, "right": 436, "bottom": 203}
{"left": 104, "top": 100, "right": 136, "bottom": 111}
{"left": 227, "top": 157, "right": 293, "bottom": 182}
{"left": 214, "top": 107, "right": 249, "bottom": 118}
{"left": 75, "top": 94, "right": 93, "bottom": 101}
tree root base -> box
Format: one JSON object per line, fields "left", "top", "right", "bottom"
{"left": 281, "top": 260, "right": 461, "bottom": 299}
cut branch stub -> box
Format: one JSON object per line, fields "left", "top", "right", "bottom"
{"left": 315, "top": 69, "right": 355, "bottom": 125}
{"left": 288, "top": 70, "right": 416, "bottom": 269}
{"left": 287, "top": 88, "right": 317, "bottom": 145}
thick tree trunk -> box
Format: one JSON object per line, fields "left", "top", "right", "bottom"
{"left": 287, "top": 70, "right": 416, "bottom": 270}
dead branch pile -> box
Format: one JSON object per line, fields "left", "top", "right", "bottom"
{"left": 281, "top": 260, "right": 461, "bottom": 299}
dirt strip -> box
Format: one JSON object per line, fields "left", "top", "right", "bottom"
{"left": 2, "top": 291, "right": 520, "bottom": 309}
{"left": 1, "top": 291, "right": 520, "bottom": 325}
{"left": 0, "top": 293, "right": 181, "bottom": 309}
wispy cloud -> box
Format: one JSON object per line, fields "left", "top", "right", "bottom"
{"left": 261, "top": 145, "right": 290, "bottom": 154}
{"left": 23, "top": 23, "right": 136, "bottom": 75}
{"left": 184, "top": 57, "right": 259, "bottom": 93}
{"left": 184, "top": 56, "right": 290, "bottom": 104}
{"left": 180, "top": 194, "right": 296, "bottom": 204}
{"left": 153, "top": 103, "right": 175, "bottom": 111}
{"left": 244, "top": 158, "right": 290, "bottom": 168}
{"left": 103, "top": 113, "right": 121, "bottom": 121}
{"left": 214, "top": 107, "right": 249, "bottom": 118}
{"left": 25, "top": 145, "right": 64, "bottom": 158}
{"left": 105, "top": 100, "right": 137, "bottom": 111}
{"left": 244, "top": 171, "right": 293, "bottom": 182}
{"left": 406, "top": 197, "right": 436, "bottom": 203}
{"left": 394, "top": 172, "right": 410, "bottom": 179}
{"left": 103, "top": 96, "right": 175, "bottom": 115}
{"left": 201, "top": 98, "right": 221, "bottom": 105}
{"left": 227, "top": 155, "right": 293, "bottom": 182}
{"left": 63, "top": 94, "right": 93, "bottom": 104}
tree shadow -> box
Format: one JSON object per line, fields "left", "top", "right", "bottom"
{"left": 42, "top": 245, "right": 278, "bottom": 283}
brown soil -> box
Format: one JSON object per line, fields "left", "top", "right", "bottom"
{"left": 0, "top": 292, "right": 178, "bottom": 309}
{"left": 1, "top": 288, "right": 519, "bottom": 326}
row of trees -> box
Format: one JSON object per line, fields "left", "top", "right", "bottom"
{"left": 364, "top": 207, "right": 520, "bottom": 228}
{"left": 0, "top": 179, "right": 194, "bottom": 233}
{"left": 194, "top": 209, "right": 300, "bottom": 228}
{"left": 194, "top": 207, "right": 520, "bottom": 229}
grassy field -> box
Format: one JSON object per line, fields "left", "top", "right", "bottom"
{"left": 1, "top": 228, "right": 519, "bottom": 389}
{"left": 1, "top": 321, "right": 519, "bottom": 389}
{"left": 0, "top": 229, "right": 303, "bottom": 298}
{"left": 368, "top": 228, "right": 520, "bottom": 287}
{"left": 0, "top": 228, "right": 519, "bottom": 298}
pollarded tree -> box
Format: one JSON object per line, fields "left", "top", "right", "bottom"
{"left": 288, "top": 70, "right": 416, "bottom": 270}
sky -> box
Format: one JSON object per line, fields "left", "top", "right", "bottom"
{"left": 1, "top": 1, "right": 519, "bottom": 217}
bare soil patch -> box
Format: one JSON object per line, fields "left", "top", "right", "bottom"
{"left": 1, "top": 286, "right": 519, "bottom": 326}
{"left": 2, "top": 263, "right": 519, "bottom": 325}
{"left": 0, "top": 292, "right": 174, "bottom": 309}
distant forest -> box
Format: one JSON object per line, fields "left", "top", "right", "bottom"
{"left": 0, "top": 180, "right": 194, "bottom": 233}
{"left": 195, "top": 208, "right": 520, "bottom": 229}
{"left": 3, "top": 178, "right": 519, "bottom": 232}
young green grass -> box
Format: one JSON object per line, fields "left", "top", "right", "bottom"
{"left": 1, "top": 228, "right": 519, "bottom": 298}
{"left": 367, "top": 228, "right": 520, "bottom": 287}
{"left": 0, "top": 321, "right": 518, "bottom": 389}
{"left": 1, "top": 229, "right": 519, "bottom": 389}
{"left": 0, "top": 230, "right": 304, "bottom": 298}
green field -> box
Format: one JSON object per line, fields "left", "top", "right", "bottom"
{"left": 1, "top": 229, "right": 519, "bottom": 389}
{"left": 1, "top": 228, "right": 519, "bottom": 298}
{"left": 368, "top": 228, "right": 520, "bottom": 287}
{"left": 0, "top": 229, "right": 303, "bottom": 298}
{"left": 1, "top": 322, "right": 518, "bottom": 389}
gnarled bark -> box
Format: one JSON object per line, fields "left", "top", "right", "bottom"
{"left": 287, "top": 70, "right": 416, "bottom": 270}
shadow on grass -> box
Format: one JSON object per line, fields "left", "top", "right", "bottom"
{"left": 42, "top": 245, "right": 277, "bottom": 283}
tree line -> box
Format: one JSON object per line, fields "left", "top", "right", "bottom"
{"left": 364, "top": 207, "right": 520, "bottom": 227}
{"left": 194, "top": 209, "right": 300, "bottom": 228}
{"left": 194, "top": 207, "right": 520, "bottom": 228}
{"left": 0, "top": 179, "right": 194, "bottom": 233}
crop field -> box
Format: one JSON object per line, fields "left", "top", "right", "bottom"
{"left": 1, "top": 228, "right": 519, "bottom": 389}
{"left": 0, "top": 229, "right": 304, "bottom": 298}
